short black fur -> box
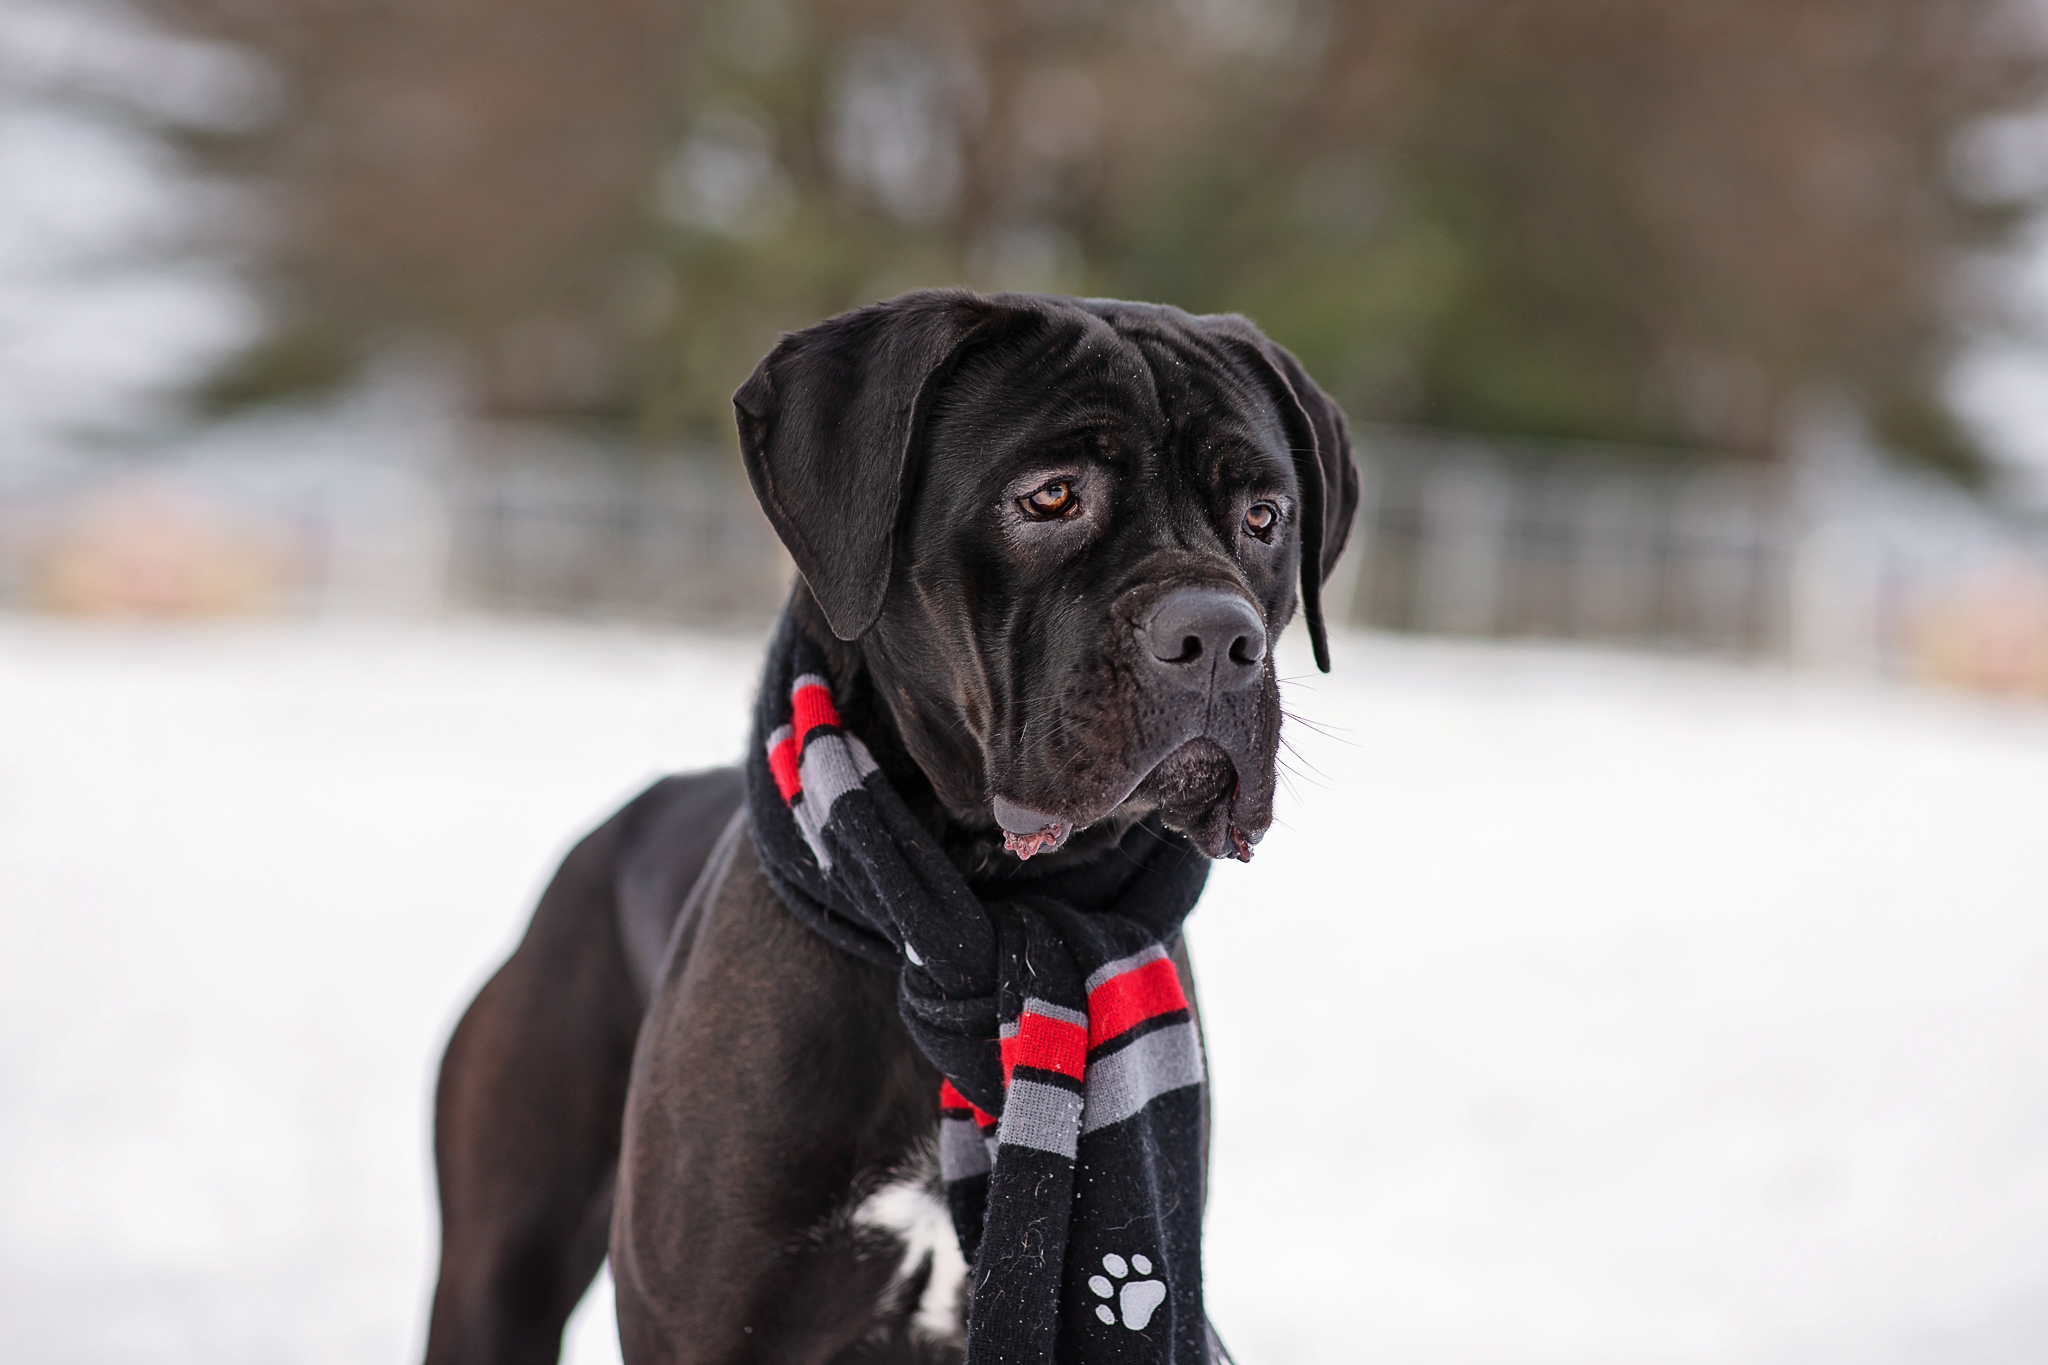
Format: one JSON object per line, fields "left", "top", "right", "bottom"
{"left": 425, "top": 290, "right": 1359, "bottom": 1365}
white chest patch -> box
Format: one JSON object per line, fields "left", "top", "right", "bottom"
{"left": 853, "top": 1171, "right": 968, "bottom": 1343}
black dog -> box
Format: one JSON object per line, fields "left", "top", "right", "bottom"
{"left": 424, "top": 290, "right": 1357, "bottom": 1364}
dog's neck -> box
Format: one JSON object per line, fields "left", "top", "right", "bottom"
{"left": 784, "top": 588, "right": 1140, "bottom": 883}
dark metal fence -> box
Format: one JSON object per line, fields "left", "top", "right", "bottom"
{"left": 1339, "top": 429, "right": 1792, "bottom": 655}
{"left": 446, "top": 426, "right": 790, "bottom": 622}
{"left": 12, "top": 409, "right": 2048, "bottom": 696}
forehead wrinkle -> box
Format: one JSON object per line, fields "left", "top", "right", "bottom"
{"left": 931, "top": 378, "right": 1140, "bottom": 471}
{"left": 930, "top": 313, "right": 1163, "bottom": 465}
{"left": 1110, "top": 321, "right": 1292, "bottom": 481}
{"left": 1023, "top": 318, "right": 1162, "bottom": 440}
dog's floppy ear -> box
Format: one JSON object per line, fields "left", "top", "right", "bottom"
{"left": 734, "top": 290, "right": 997, "bottom": 640}
{"left": 1206, "top": 320, "right": 1362, "bottom": 672}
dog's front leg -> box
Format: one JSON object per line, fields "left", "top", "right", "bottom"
{"left": 611, "top": 831, "right": 954, "bottom": 1363}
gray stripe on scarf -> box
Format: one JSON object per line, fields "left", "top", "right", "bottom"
{"left": 791, "top": 731, "right": 879, "bottom": 870}
{"left": 998, "top": 998, "right": 1087, "bottom": 1037}
{"left": 941, "top": 1115, "right": 992, "bottom": 1178}
{"left": 1084, "top": 942, "right": 1172, "bottom": 994}
{"left": 998, "top": 1079, "right": 1083, "bottom": 1159}
{"left": 1082, "top": 1022, "right": 1205, "bottom": 1134}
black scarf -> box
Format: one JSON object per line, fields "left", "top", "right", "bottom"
{"left": 744, "top": 616, "right": 1217, "bottom": 1363}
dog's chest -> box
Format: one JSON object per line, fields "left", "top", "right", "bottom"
{"left": 848, "top": 1147, "right": 968, "bottom": 1344}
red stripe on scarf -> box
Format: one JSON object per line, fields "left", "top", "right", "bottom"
{"left": 939, "top": 1077, "right": 996, "bottom": 1127}
{"left": 791, "top": 682, "right": 839, "bottom": 745}
{"left": 1001, "top": 1010, "right": 1088, "bottom": 1084}
{"left": 768, "top": 732, "right": 802, "bottom": 801}
{"left": 1087, "top": 956, "right": 1188, "bottom": 1049}
{"left": 771, "top": 682, "right": 843, "bottom": 804}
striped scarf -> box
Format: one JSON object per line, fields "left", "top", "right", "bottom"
{"left": 744, "top": 616, "right": 1217, "bottom": 1364}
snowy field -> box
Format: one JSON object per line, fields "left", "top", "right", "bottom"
{"left": 4, "top": 617, "right": 2048, "bottom": 1365}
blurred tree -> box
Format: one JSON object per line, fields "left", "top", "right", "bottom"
{"left": 1131, "top": 0, "right": 2045, "bottom": 472}
{"left": 141, "top": 0, "right": 698, "bottom": 419}
{"left": 654, "top": 0, "right": 2043, "bottom": 470}
{"left": 644, "top": 0, "right": 1330, "bottom": 442}
{"left": 154, "top": 0, "right": 2046, "bottom": 473}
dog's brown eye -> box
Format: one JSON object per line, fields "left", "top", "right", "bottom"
{"left": 1023, "top": 481, "right": 1077, "bottom": 519}
{"left": 1244, "top": 502, "right": 1277, "bottom": 536}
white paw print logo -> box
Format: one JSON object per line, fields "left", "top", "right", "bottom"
{"left": 1088, "top": 1252, "right": 1166, "bottom": 1330}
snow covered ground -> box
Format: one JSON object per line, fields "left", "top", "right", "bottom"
{"left": 4, "top": 617, "right": 2047, "bottom": 1365}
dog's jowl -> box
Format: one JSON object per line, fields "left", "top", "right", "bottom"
{"left": 424, "top": 291, "right": 1358, "bottom": 1365}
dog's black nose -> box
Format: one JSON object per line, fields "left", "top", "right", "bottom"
{"left": 1141, "top": 586, "right": 1266, "bottom": 689}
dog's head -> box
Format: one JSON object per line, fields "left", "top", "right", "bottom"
{"left": 735, "top": 290, "right": 1358, "bottom": 864}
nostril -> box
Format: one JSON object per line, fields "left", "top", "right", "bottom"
{"left": 1141, "top": 586, "right": 1267, "bottom": 682}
